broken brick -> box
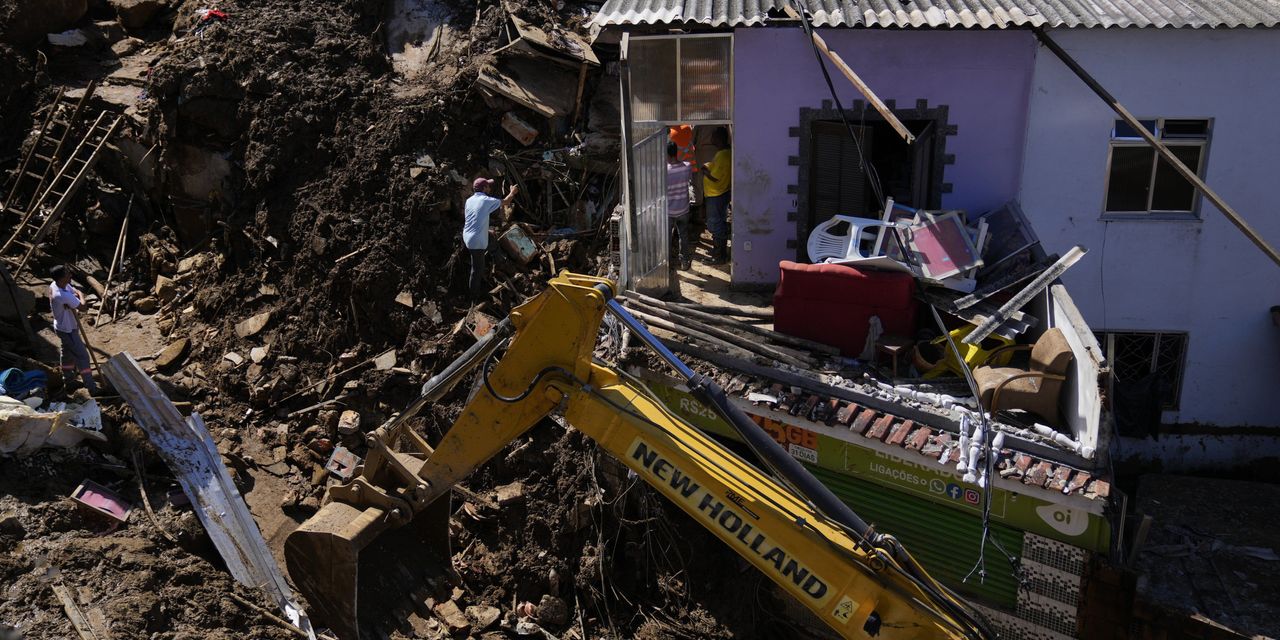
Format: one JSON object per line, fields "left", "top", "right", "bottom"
{"left": 850, "top": 410, "right": 874, "bottom": 435}
{"left": 1065, "top": 471, "right": 1092, "bottom": 494}
{"left": 885, "top": 422, "right": 911, "bottom": 447}
{"left": 1024, "top": 461, "right": 1052, "bottom": 487}
{"left": 1046, "top": 466, "right": 1073, "bottom": 492}
{"left": 1014, "top": 454, "right": 1033, "bottom": 472}
{"left": 1086, "top": 479, "right": 1111, "bottom": 498}
{"left": 867, "top": 414, "right": 895, "bottom": 441}
{"left": 921, "top": 432, "right": 950, "bottom": 457}
{"left": 906, "top": 426, "right": 932, "bottom": 452}
{"left": 836, "top": 403, "right": 858, "bottom": 425}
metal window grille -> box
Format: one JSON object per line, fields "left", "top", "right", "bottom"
{"left": 1103, "top": 118, "right": 1211, "bottom": 215}
{"left": 1098, "top": 331, "right": 1189, "bottom": 410}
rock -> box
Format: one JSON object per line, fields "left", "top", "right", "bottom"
{"left": 235, "top": 311, "right": 273, "bottom": 338}
{"left": 250, "top": 346, "right": 269, "bottom": 364}
{"left": 336, "top": 410, "right": 361, "bottom": 435}
{"left": 154, "top": 275, "right": 177, "bottom": 302}
{"left": 109, "top": 0, "right": 164, "bottom": 29}
{"left": 223, "top": 352, "right": 244, "bottom": 366}
{"left": 155, "top": 338, "right": 190, "bottom": 371}
{"left": 374, "top": 350, "right": 397, "bottom": 371}
{"left": 536, "top": 595, "right": 568, "bottom": 627}
{"left": 338, "top": 350, "right": 360, "bottom": 367}
{"left": 466, "top": 605, "right": 501, "bottom": 630}
{"left": 494, "top": 481, "right": 524, "bottom": 505}
{"left": 395, "top": 291, "right": 414, "bottom": 308}
{"left": 433, "top": 600, "right": 470, "bottom": 635}
{"left": 177, "top": 253, "right": 208, "bottom": 274}
{"left": 407, "top": 611, "right": 437, "bottom": 637}
{"left": 134, "top": 296, "right": 158, "bottom": 314}
{"left": 0, "top": 510, "right": 25, "bottom": 539}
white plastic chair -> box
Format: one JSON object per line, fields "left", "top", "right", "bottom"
{"left": 807, "top": 215, "right": 904, "bottom": 263}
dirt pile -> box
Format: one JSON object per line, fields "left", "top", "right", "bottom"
{"left": 0, "top": 0, "right": 802, "bottom": 638}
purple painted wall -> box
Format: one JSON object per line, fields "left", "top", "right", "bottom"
{"left": 730, "top": 28, "right": 1036, "bottom": 285}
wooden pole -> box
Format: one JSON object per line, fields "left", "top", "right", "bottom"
{"left": 624, "top": 292, "right": 836, "bottom": 355}
{"left": 623, "top": 303, "right": 816, "bottom": 368}
{"left": 783, "top": 4, "right": 914, "bottom": 144}
{"left": 1032, "top": 27, "right": 1280, "bottom": 269}
{"left": 94, "top": 196, "right": 130, "bottom": 325}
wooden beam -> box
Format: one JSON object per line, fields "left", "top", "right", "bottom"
{"left": 962, "top": 245, "right": 1087, "bottom": 345}
{"left": 783, "top": 4, "right": 914, "bottom": 144}
{"left": 1032, "top": 27, "right": 1280, "bottom": 269}
{"left": 623, "top": 292, "right": 836, "bottom": 355}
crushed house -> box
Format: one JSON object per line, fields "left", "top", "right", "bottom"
{"left": 594, "top": 1, "right": 1280, "bottom": 638}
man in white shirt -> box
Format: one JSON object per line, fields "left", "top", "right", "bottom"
{"left": 48, "top": 265, "right": 97, "bottom": 394}
{"left": 463, "top": 177, "right": 518, "bottom": 301}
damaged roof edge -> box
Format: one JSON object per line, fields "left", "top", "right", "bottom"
{"left": 592, "top": 0, "right": 1280, "bottom": 29}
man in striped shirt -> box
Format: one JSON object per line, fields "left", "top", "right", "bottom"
{"left": 666, "top": 141, "right": 693, "bottom": 271}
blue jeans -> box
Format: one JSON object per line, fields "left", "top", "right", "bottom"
{"left": 705, "top": 192, "right": 730, "bottom": 244}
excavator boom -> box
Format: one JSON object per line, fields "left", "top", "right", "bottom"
{"left": 285, "top": 272, "right": 991, "bottom": 640}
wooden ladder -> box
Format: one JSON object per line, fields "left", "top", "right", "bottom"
{"left": 1, "top": 81, "right": 98, "bottom": 222}
{"left": 1, "top": 110, "right": 124, "bottom": 277}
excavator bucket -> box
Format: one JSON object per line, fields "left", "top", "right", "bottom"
{"left": 285, "top": 494, "right": 452, "bottom": 640}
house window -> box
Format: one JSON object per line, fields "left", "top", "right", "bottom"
{"left": 1098, "top": 331, "right": 1189, "bottom": 410}
{"left": 1103, "top": 118, "right": 1210, "bottom": 215}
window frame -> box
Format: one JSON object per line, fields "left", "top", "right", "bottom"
{"left": 1100, "top": 117, "right": 1213, "bottom": 221}
{"left": 1098, "top": 330, "right": 1190, "bottom": 411}
{"left": 625, "top": 32, "right": 734, "bottom": 127}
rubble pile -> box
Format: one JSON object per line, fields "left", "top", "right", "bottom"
{"left": 0, "top": 0, "right": 791, "bottom": 638}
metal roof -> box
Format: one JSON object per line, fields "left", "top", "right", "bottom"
{"left": 593, "top": 0, "right": 1280, "bottom": 29}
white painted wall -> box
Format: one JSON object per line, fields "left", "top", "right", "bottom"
{"left": 1020, "top": 28, "right": 1280, "bottom": 428}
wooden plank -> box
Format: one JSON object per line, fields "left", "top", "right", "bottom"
{"left": 1032, "top": 27, "right": 1280, "bottom": 269}
{"left": 962, "top": 245, "right": 1087, "bottom": 345}
{"left": 623, "top": 302, "right": 815, "bottom": 369}
{"left": 783, "top": 4, "right": 913, "bottom": 144}
{"left": 51, "top": 584, "right": 100, "bottom": 640}
{"left": 622, "top": 292, "right": 835, "bottom": 354}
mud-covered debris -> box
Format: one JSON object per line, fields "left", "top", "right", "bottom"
{"left": 536, "top": 595, "right": 568, "bottom": 627}
{"left": 235, "top": 311, "right": 273, "bottom": 338}
{"left": 134, "top": 296, "right": 158, "bottom": 314}
{"left": 395, "top": 291, "right": 414, "bottom": 308}
{"left": 434, "top": 599, "right": 470, "bottom": 634}
{"left": 154, "top": 275, "right": 176, "bottom": 302}
{"left": 223, "top": 351, "right": 244, "bottom": 366}
{"left": 250, "top": 346, "right": 270, "bottom": 364}
{"left": 155, "top": 338, "right": 190, "bottom": 370}
{"left": 336, "top": 409, "right": 361, "bottom": 435}
{"left": 466, "top": 604, "right": 501, "bottom": 630}
{"left": 493, "top": 481, "right": 524, "bottom": 505}
{"left": 374, "top": 349, "right": 397, "bottom": 370}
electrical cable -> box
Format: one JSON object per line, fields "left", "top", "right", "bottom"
{"left": 794, "top": 1, "right": 887, "bottom": 206}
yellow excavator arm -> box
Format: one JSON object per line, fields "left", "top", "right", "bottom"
{"left": 285, "top": 273, "right": 992, "bottom": 640}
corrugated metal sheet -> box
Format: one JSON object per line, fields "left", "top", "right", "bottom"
{"left": 594, "top": 0, "right": 1280, "bottom": 29}
{"left": 809, "top": 465, "right": 1025, "bottom": 608}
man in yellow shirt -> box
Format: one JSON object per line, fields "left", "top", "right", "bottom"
{"left": 701, "top": 127, "right": 732, "bottom": 264}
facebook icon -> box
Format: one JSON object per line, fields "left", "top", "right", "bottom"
{"left": 945, "top": 483, "right": 963, "bottom": 500}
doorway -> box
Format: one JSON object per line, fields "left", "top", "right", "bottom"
{"left": 795, "top": 104, "right": 950, "bottom": 262}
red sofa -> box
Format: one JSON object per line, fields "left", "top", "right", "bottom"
{"left": 773, "top": 261, "right": 918, "bottom": 357}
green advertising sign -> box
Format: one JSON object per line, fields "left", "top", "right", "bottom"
{"left": 645, "top": 381, "right": 1111, "bottom": 553}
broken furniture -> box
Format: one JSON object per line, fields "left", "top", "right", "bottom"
{"left": 913, "top": 326, "right": 1016, "bottom": 380}
{"left": 773, "top": 261, "right": 917, "bottom": 357}
{"left": 873, "top": 335, "right": 914, "bottom": 379}
{"left": 901, "top": 210, "right": 983, "bottom": 282}
{"left": 973, "top": 327, "right": 1073, "bottom": 427}
{"left": 70, "top": 479, "right": 131, "bottom": 525}
{"left": 806, "top": 215, "right": 913, "bottom": 273}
